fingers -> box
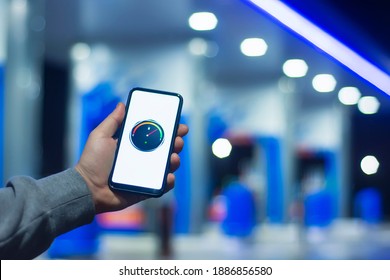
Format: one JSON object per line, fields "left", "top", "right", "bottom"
{"left": 173, "top": 137, "right": 184, "bottom": 153}
{"left": 166, "top": 173, "right": 175, "bottom": 190}
{"left": 93, "top": 103, "right": 126, "bottom": 138}
{"left": 177, "top": 124, "right": 189, "bottom": 137}
{"left": 170, "top": 124, "right": 188, "bottom": 173}
{"left": 170, "top": 153, "right": 180, "bottom": 172}
{"left": 173, "top": 124, "right": 188, "bottom": 153}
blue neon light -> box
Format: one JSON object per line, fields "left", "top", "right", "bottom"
{"left": 246, "top": 0, "right": 390, "bottom": 96}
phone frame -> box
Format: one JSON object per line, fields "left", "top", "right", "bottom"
{"left": 108, "top": 87, "right": 183, "bottom": 197}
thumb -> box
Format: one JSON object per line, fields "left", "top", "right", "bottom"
{"left": 94, "top": 103, "right": 126, "bottom": 137}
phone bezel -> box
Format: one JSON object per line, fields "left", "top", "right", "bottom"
{"left": 108, "top": 87, "right": 183, "bottom": 197}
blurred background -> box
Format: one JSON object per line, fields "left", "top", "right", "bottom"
{"left": 1, "top": 0, "right": 390, "bottom": 259}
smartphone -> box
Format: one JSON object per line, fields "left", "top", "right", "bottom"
{"left": 109, "top": 87, "right": 183, "bottom": 197}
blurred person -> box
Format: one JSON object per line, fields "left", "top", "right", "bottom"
{"left": 0, "top": 103, "right": 189, "bottom": 259}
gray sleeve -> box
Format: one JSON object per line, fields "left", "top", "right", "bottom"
{"left": 0, "top": 168, "right": 96, "bottom": 259}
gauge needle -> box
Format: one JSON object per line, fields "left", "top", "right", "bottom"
{"left": 146, "top": 129, "right": 158, "bottom": 137}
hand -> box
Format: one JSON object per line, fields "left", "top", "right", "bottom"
{"left": 75, "top": 102, "right": 189, "bottom": 214}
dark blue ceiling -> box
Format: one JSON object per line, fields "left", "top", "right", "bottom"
{"left": 282, "top": 0, "right": 390, "bottom": 72}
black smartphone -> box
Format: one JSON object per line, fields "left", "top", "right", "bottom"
{"left": 109, "top": 87, "right": 183, "bottom": 197}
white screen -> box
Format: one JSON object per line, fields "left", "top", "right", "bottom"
{"left": 112, "top": 89, "right": 180, "bottom": 190}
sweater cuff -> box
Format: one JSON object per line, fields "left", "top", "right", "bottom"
{"left": 37, "top": 168, "right": 96, "bottom": 237}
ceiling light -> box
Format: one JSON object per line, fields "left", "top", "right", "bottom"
{"left": 361, "top": 155, "right": 379, "bottom": 175}
{"left": 188, "top": 38, "right": 219, "bottom": 57}
{"left": 312, "top": 74, "right": 337, "bottom": 92}
{"left": 188, "top": 12, "right": 218, "bottom": 31}
{"left": 247, "top": 0, "right": 390, "bottom": 96}
{"left": 358, "top": 96, "right": 380, "bottom": 114}
{"left": 240, "top": 38, "right": 268, "bottom": 57}
{"left": 188, "top": 38, "right": 208, "bottom": 56}
{"left": 212, "top": 138, "right": 232, "bottom": 159}
{"left": 338, "top": 87, "right": 361, "bottom": 105}
{"left": 71, "top": 43, "right": 91, "bottom": 61}
{"left": 283, "top": 59, "right": 308, "bottom": 78}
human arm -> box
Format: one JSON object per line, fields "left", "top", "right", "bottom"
{"left": 0, "top": 102, "right": 188, "bottom": 259}
{"left": 0, "top": 168, "right": 95, "bottom": 259}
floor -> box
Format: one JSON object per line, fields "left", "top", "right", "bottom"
{"left": 92, "top": 220, "right": 390, "bottom": 260}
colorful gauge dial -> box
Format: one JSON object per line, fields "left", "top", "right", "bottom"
{"left": 130, "top": 120, "right": 164, "bottom": 152}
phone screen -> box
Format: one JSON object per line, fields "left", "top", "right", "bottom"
{"left": 110, "top": 88, "right": 182, "bottom": 196}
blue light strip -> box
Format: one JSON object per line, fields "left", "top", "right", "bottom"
{"left": 246, "top": 0, "right": 390, "bottom": 96}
